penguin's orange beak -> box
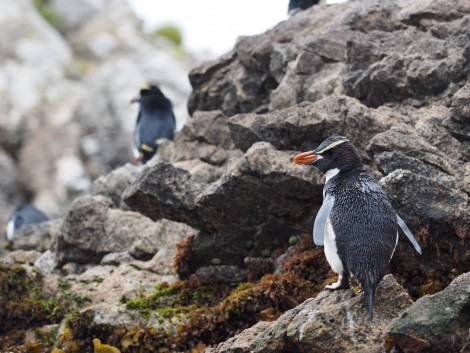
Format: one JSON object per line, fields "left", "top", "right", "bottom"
{"left": 293, "top": 151, "right": 321, "bottom": 165}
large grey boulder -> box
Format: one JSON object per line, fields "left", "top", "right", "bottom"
{"left": 56, "top": 195, "right": 197, "bottom": 265}
{"left": 125, "top": 141, "right": 319, "bottom": 277}
{"left": 387, "top": 271, "right": 470, "bottom": 353}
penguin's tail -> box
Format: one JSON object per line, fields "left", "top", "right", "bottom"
{"left": 364, "top": 286, "right": 374, "bottom": 318}
{"left": 360, "top": 270, "right": 378, "bottom": 319}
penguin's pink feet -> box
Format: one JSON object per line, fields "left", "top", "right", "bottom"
{"left": 325, "top": 274, "right": 350, "bottom": 290}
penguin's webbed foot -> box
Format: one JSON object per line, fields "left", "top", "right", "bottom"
{"left": 325, "top": 274, "right": 350, "bottom": 290}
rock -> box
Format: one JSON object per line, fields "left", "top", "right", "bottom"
{"left": 366, "top": 130, "right": 470, "bottom": 285}
{"left": 91, "top": 163, "right": 144, "bottom": 209}
{"left": 210, "top": 275, "right": 413, "bottom": 353}
{"left": 57, "top": 195, "right": 197, "bottom": 266}
{"left": 34, "top": 250, "right": 59, "bottom": 274}
{"left": 155, "top": 110, "right": 243, "bottom": 184}
{"left": 101, "top": 251, "right": 135, "bottom": 266}
{"left": 124, "top": 142, "right": 322, "bottom": 277}
{"left": 451, "top": 82, "right": 470, "bottom": 122}
{"left": 228, "top": 95, "right": 400, "bottom": 153}
{"left": 40, "top": 263, "right": 177, "bottom": 311}
{"left": 7, "top": 250, "right": 42, "bottom": 265}
{"left": 387, "top": 271, "right": 470, "bottom": 353}
{"left": 285, "top": 276, "right": 412, "bottom": 353}
{"left": 188, "top": 0, "right": 470, "bottom": 116}
{"left": 209, "top": 321, "right": 273, "bottom": 353}
{"left": 9, "top": 219, "right": 62, "bottom": 252}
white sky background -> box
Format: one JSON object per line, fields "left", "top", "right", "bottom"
{"left": 127, "top": 0, "right": 289, "bottom": 57}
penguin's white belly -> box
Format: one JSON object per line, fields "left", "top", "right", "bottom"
{"left": 324, "top": 218, "right": 344, "bottom": 274}
{"left": 6, "top": 219, "right": 15, "bottom": 241}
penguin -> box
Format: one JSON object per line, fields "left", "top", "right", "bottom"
{"left": 288, "top": 0, "right": 319, "bottom": 13}
{"left": 293, "top": 136, "right": 422, "bottom": 318}
{"left": 6, "top": 204, "right": 49, "bottom": 241}
{"left": 131, "top": 84, "right": 176, "bottom": 164}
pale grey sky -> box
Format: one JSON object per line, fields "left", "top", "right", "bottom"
{"left": 127, "top": 0, "right": 289, "bottom": 56}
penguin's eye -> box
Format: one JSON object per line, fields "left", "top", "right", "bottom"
{"left": 321, "top": 150, "right": 332, "bottom": 158}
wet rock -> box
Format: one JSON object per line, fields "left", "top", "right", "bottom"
{"left": 209, "top": 321, "right": 273, "bottom": 353}
{"left": 210, "top": 275, "right": 413, "bottom": 353}
{"left": 387, "top": 271, "right": 470, "bottom": 353}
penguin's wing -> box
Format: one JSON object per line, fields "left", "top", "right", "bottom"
{"left": 313, "top": 193, "right": 335, "bottom": 246}
{"left": 397, "top": 214, "right": 422, "bottom": 254}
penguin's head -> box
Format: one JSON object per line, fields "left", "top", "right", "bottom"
{"left": 293, "top": 136, "right": 362, "bottom": 175}
{"left": 130, "top": 84, "right": 165, "bottom": 104}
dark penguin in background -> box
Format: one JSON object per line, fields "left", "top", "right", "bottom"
{"left": 131, "top": 84, "right": 176, "bottom": 164}
{"left": 6, "top": 204, "right": 49, "bottom": 241}
{"left": 288, "top": 0, "right": 319, "bottom": 13}
{"left": 293, "top": 136, "right": 422, "bottom": 318}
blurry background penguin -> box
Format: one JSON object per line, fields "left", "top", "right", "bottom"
{"left": 288, "top": 0, "right": 349, "bottom": 13}
{"left": 288, "top": 0, "right": 319, "bottom": 13}
{"left": 5, "top": 204, "right": 49, "bottom": 241}
{"left": 131, "top": 84, "right": 176, "bottom": 164}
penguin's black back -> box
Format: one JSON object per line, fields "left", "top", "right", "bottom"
{"left": 7, "top": 204, "right": 49, "bottom": 240}
{"left": 327, "top": 167, "right": 398, "bottom": 316}
{"left": 135, "top": 86, "right": 176, "bottom": 163}
{"left": 288, "top": 0, "right": 319, "bottom": 12}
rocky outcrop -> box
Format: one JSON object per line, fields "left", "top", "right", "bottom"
{"left": 210, "top": 275, "right": 413, "bottom": 353}
{"left": 207, "top": 272, "right": 470, "bottom": 353}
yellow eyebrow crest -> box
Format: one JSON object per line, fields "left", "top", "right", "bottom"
{"left": 316, "top": 139, "right": 348, "bottom": 154}
{"left": 140, "top": 144, "right": 154, "bottom": 152}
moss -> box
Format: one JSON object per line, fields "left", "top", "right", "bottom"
{"left": 35, "top": 326, "right": 58, "bottom": 346}
{"left": 56, "top": 312, "right": 119, "bottom": 353}
{"left": 0, "top": 264, "right": 66, "bottom": 335}
{"left": 57, "top": 278, "right": 71, "bottom": 291}
{"left": 153, "top": 25, "right": 183, "bottom": 46}
{"left": 32, "top": 0, "right": 61, "bottom": 29}
{"left": 174, "top": 234, "right": 195, "bottom": 278}
{"left": 83, "top": 277, "right": 104, "bottom": 285}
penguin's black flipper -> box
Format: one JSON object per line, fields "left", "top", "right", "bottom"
{"left": 313, "top": 193, "right": 335, "bottom": 246}
{"left": 396, "top": 214, "right": 422, "bottom": 254}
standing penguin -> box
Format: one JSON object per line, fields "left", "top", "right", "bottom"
{"left": 293, "top": 136, "right": 422, "bottom": 317}
{"left": 131, "top": 84, "right": 176, "bottom": 164}
{"left": 6, "top": 204, "right": 49, "bottom": 241}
